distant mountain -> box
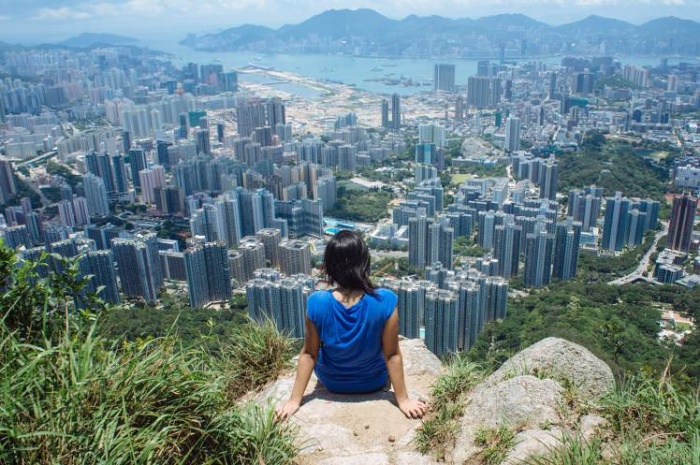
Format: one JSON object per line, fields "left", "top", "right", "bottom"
{"left": 0, "top": 41, "right": 25, "bottom": 52}
{"left": 475, "top": 13, "right": 549, "bottom": 31}
{"left": 181, "top": 9, "right": 700, "bottom": 58}
{"left": 556, "top": 15, "right": 635, "bottom": 36}
{"left": 640, "top": 16, "right": 700, "bottom": 37}
{"left": 279, "top": 9, "right": 397, "bottom": 40}
{"left": 59, "top": 33, "right": 139, "bottom": 48}
{"left": 180, "top": 25, "right": 274, "bottom": 50}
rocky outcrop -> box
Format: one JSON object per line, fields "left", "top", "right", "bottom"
{"left": 452, "top": 337, "right": 614, "bottom": 464}
{"left": 257, "top": 336, "right": 614, "bottom": 465}
{"left": 257, "top": 338, "right": 443, "bottom": 465}
{"left": 482, "top": 337, "right": 616, "bottom": 400}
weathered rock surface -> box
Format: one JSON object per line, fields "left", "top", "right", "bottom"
{"left": 451, "top": 337, "right": 616, "bottom": 465}
{"left": 483, "top": 337, "right": 615, "bottom": 400}
{"left": 256, "top": 338, "right": 442, "bottom": 465}
{"left": 257, "top": 336, "right": 615, "bottom": 465}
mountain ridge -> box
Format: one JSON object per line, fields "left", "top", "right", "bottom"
{"left": 179, "top": 9, "right": 700, "bottom": 57}
{"left": 59, "top": 33, "right": 140, "bottom": 48}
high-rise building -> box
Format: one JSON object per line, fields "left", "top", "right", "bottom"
{"left": 128, "top": 149, "right": 148, "bottom": 190}
{"left": 0, "top": 159, "right": 17, "bottom": 204}
{"left": 548, "top": 72, "right": 557, "bottom": 99}
{"left": 279, "top": 239, "right": 312, "bottom": 276}
{"left": 246, "top": 274, "right": 314, "bottom": 338}
{"left": 237, "top": 188, "right": 266, "bottom": 237}
{"left": 184, "top": 242, "right": 231, "bottom": 308}
{"left": 494, "top": 221, "right": 522, "bottom": 279}
{"left": 111, "top": 154, "right": 129, "bottom": 196}
{"left": 408, "top": 214, "right": 453, "bottom": 270}
{"left": 418, "top": 124, "right": 446, "bottom": 147}
{"left": 82, "top": 173, "right": 110, "bottom": 217}
{"left": 434, "top": 64, "right": 456, "bottom": 93}
{"left": 504, "top": 116, "right": 521, "bottom": 153}
{"left": 539, "top": 157, "right": 558, "bottom": 200}
{"left": 668, "top": 193, "right": 698, "bottom": 252}
{"left": 524, "top": 230, "right": 554, "bottom": 288}
{"left": 396, "top": 281, "right": 425, "bottom": 339}
{"left": 154, "top": 186, "right": 185, "bottom": 216}
{"left": 626, "top": 208, "right": 647, "bottom": 247}
{"left": 467, "top": 76, "right": 501, "bottom": 109}
{"left": 139, "top": 165, "right": 166, "bottom": 204}
{"left": 72, "top": 197, "right": 91, "bottom": 226}
{"left": 602, "top": 192, "right": 631, "bottom": 252}
{"left": 380, "top": 99, "right": 390, "bottom": 129}
{"left": 235, "top": 236, "right": 267, "bottom": 283}
{"left": 79, "top": 250, "right": 120, "bottom": 304}
{"left": 337, "top": 144, "right": 356, "bottom": 171}
{"left": 24, "top": 212, "right": 44, "bottom": 245}
{"left": 195, "top": 128, "right": 211, "bottom": 155}
{"left": 256, "top": 228, "right": 282, "bottom": 267}
{"left": 315, "top": 176, "right": 337, "bottom": 211}
{"left": 58, "top": 200, "right": 76, "bottom": 227}
{"left": 424, "top": 288, "right": 458, "bottom": 357}
{"left": 553, "top": 219, "right": 582, "bottom": 281}
{"left": 2, "top": 225, "right": 31, "bottom": 249}
{"left": 274, "top": 198, "right": 323, "bottom": 238}
{"left": 112, "top": 238, "right": 159, "bottom": 303}
{"left": 568, "top": 186, "right": 603, "bottom": 232}
{"left": 455, "top": 96, "right": 465, "bottom": 121}
{"left": 160, "top": 250, "right": 186, "bottom": 281}
{"left": 215, "top": 194, "right": 242, "bottom": 248}
{"left": 408, "top": 214, "right": 429, "bottom": 269}
{"left": 391, "top": 93, "right": 401, "bottom": 130}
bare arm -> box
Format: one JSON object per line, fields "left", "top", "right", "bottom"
{"left": 382, "top": 308, "right": 427, "bottom": 419}
{"left": 276, "top": 316, "right": 320, "bottom": 420}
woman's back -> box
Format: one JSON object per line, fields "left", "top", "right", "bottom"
{"left": 276, "top": 229, "right": 426, "bottom": 420}
{"left": 308, "top": 288, "right": 397, "bottom": 393}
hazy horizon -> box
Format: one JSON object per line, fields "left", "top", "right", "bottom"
{"left": 1, "top": 0, "right": 699, "bottom": 45}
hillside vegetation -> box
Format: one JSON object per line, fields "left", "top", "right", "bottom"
{"left": 469, "top": 280, "right": 700, "bottom": 385}
{"left": 0, "top": 243, "right": 297, "bottom": 465}
{"left": 557, "top": 133, "right": 672, "bottom": 201}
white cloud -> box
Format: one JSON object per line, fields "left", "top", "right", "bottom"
{"left": 33, "top": 6, "right": 93, "bottom": 20}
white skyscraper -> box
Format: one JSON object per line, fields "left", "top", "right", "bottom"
{"left": 139, "top": 165, "right": 166, "bottom": 204}
{"left": 504, "top": 116, "right": 521, "bottom": 152}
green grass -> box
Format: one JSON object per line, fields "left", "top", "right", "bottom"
{"left": 0, "top": 242, "right": 298, "bottom": 465}
{"left": 415, "top": 354, "right": 485, "bottom": 460}
{"left": 527, "top": 370, "right": 700, "bottom": 465}
{"left": 526, "top": 433, "right": 603, "bottom": 465}
{"left": 474, "top": 425, "right": 517, "bottom": 465}
{"left": 0, "top": 321, "right": 296, "bottom": 465}
{"left": 451, "top": 173, "right": 472, "bottom": 185}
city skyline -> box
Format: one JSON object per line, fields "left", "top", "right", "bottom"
{"left": 1, "top": 1, "right": 700, "bottom": 44}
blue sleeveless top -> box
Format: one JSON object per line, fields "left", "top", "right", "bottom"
{"left": 307, "top": 288, "right": 398, "bottom": 394}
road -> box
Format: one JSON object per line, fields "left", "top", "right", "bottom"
{"left": 608, "top": 221, "right": 668, "bottom": 286}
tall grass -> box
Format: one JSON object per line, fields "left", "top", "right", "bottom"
{"left": 527, "top": 369, "right": 700, "bottom": 465}
{"left": 415, "top": 353, "right": 485, "bottom": 460}
{"left": 0, "top": 321, "right": 296, "bottom": 465}
{"left": 0, "top": 242, "right": 297, "bottom": 464}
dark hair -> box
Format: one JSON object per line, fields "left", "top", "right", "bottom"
{"left": 323, "top": 230, "right": 376, "bottom": 295}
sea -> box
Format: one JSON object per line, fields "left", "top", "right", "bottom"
{"left": 148, "top": 41, "right": 692, "bottom": 98}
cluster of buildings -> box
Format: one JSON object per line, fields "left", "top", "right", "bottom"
{"left": 2, "top": 43, "right": 700, "bottom": 356}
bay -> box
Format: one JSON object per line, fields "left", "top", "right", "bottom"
{"left": 149, "top": 41, "right": 685, "bottom": 97}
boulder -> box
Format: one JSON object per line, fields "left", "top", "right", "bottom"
{"left": 453, "top": 375, "right": 564, "bottom": 463}
{"left": 451, "top": 337, "right": 615, "bottom": 464}
{"left": 483, "top": 337, "right": 615, "bottom": 401}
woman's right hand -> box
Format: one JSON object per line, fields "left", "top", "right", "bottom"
{"left": 397, "top": 397, "right": 427, "bottom": 419}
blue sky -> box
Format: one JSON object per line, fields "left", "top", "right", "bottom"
{"left": 1, "top": 0, "right": 699, "bottom": 44}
